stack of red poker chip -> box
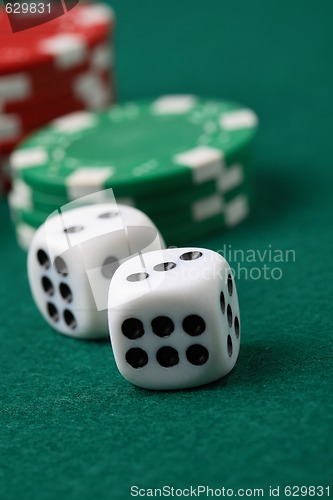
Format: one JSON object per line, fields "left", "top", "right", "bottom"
{"left": 0, "top": 2, "right": 115, "bottom": 192}
{"left": 0, "top": 155, "right": 11, "bottom": 195}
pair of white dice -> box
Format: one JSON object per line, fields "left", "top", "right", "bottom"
{"left": 28, "top": 203, "right": 241, "bottom": 390}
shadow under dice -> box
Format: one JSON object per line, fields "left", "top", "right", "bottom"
{"left": 108, "top": 247, "right": 241, "bottom": 390}
{"left": 28, "top": 203, "right": 164, "bottom": 339}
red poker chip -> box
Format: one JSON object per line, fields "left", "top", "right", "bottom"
{"left": 0, "top": 155, "right": 11, "bottom": 194}
{"left": 1, "top": 71, "right": 112, "bottom": 126}
{"left": 0, "top": 4, "right": 114, "bottom": 75}
{"left": 1, "top": 135, "right": 29, "bottom": 155}
{"left": 0, "top": 68, "right": 114, "bottom": 113}
{"left": 0, "top": 3, "right": 116, "bottom": 156}
{"left": 0, "top": 39, "right": 114, "bottom": 105}
{"left": 0, "top": 70, "right": 115, "bottom": 154}
{"left": 0, "top": 80, "right": 113, "bottom": 154}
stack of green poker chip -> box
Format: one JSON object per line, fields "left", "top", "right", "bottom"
{"left": 8, "top": 95, "right": 258, "bottom": 250}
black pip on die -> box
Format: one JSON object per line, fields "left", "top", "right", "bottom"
{"left": 28, "top": 204, "right": 165, "bottom": 339}
{"left": 108, "top": 247, "right": 240, "bottom": 390}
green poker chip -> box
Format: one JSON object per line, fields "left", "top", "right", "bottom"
{"left": 9, "top": 179, "right": 252, "bottom": 250}
{"left": 11, "top": 155, "right": 253, "bottom": 217}
{"left": 164, "top": 193, "right": 252, "bottom": 246}
{"left": 11, "top": 175, "right": 226, "bottom": 216}
{"left": 10, "top": 189, "right": 251, "bottom": 249}
{"left": 10, "top": 159, "right": 253, "bottom": 231}
{"left": 11, "top": 95, "right": 258, "bottom": 198}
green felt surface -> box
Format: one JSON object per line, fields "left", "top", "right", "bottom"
{"left": 1, "top": 0, "right": 333, "bottom": 498}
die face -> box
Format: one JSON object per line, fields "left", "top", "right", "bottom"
{"left": 28, "top": 229, "right": 102, "bottom": 339}
{"left": 108, "top": 247, "right": 241, "bottom": 390}
{"left": 54, "top": 203, "right": 164, "bottom": 312}
{"left": 28, "top": 203, "right": 165, "bottom": 339}
{"left": 42, "top": 203, "right": 164, "bottom": 270}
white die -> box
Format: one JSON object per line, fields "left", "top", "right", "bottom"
{"left": 28, "top": 203, "right": 165, "bottom": 340}
{"left": 108, "top": 247, "right": 241, "bottom": 390}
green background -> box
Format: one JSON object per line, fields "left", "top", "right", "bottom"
{"left": 1, "top": 0, "right": 333, "bottom": 498}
